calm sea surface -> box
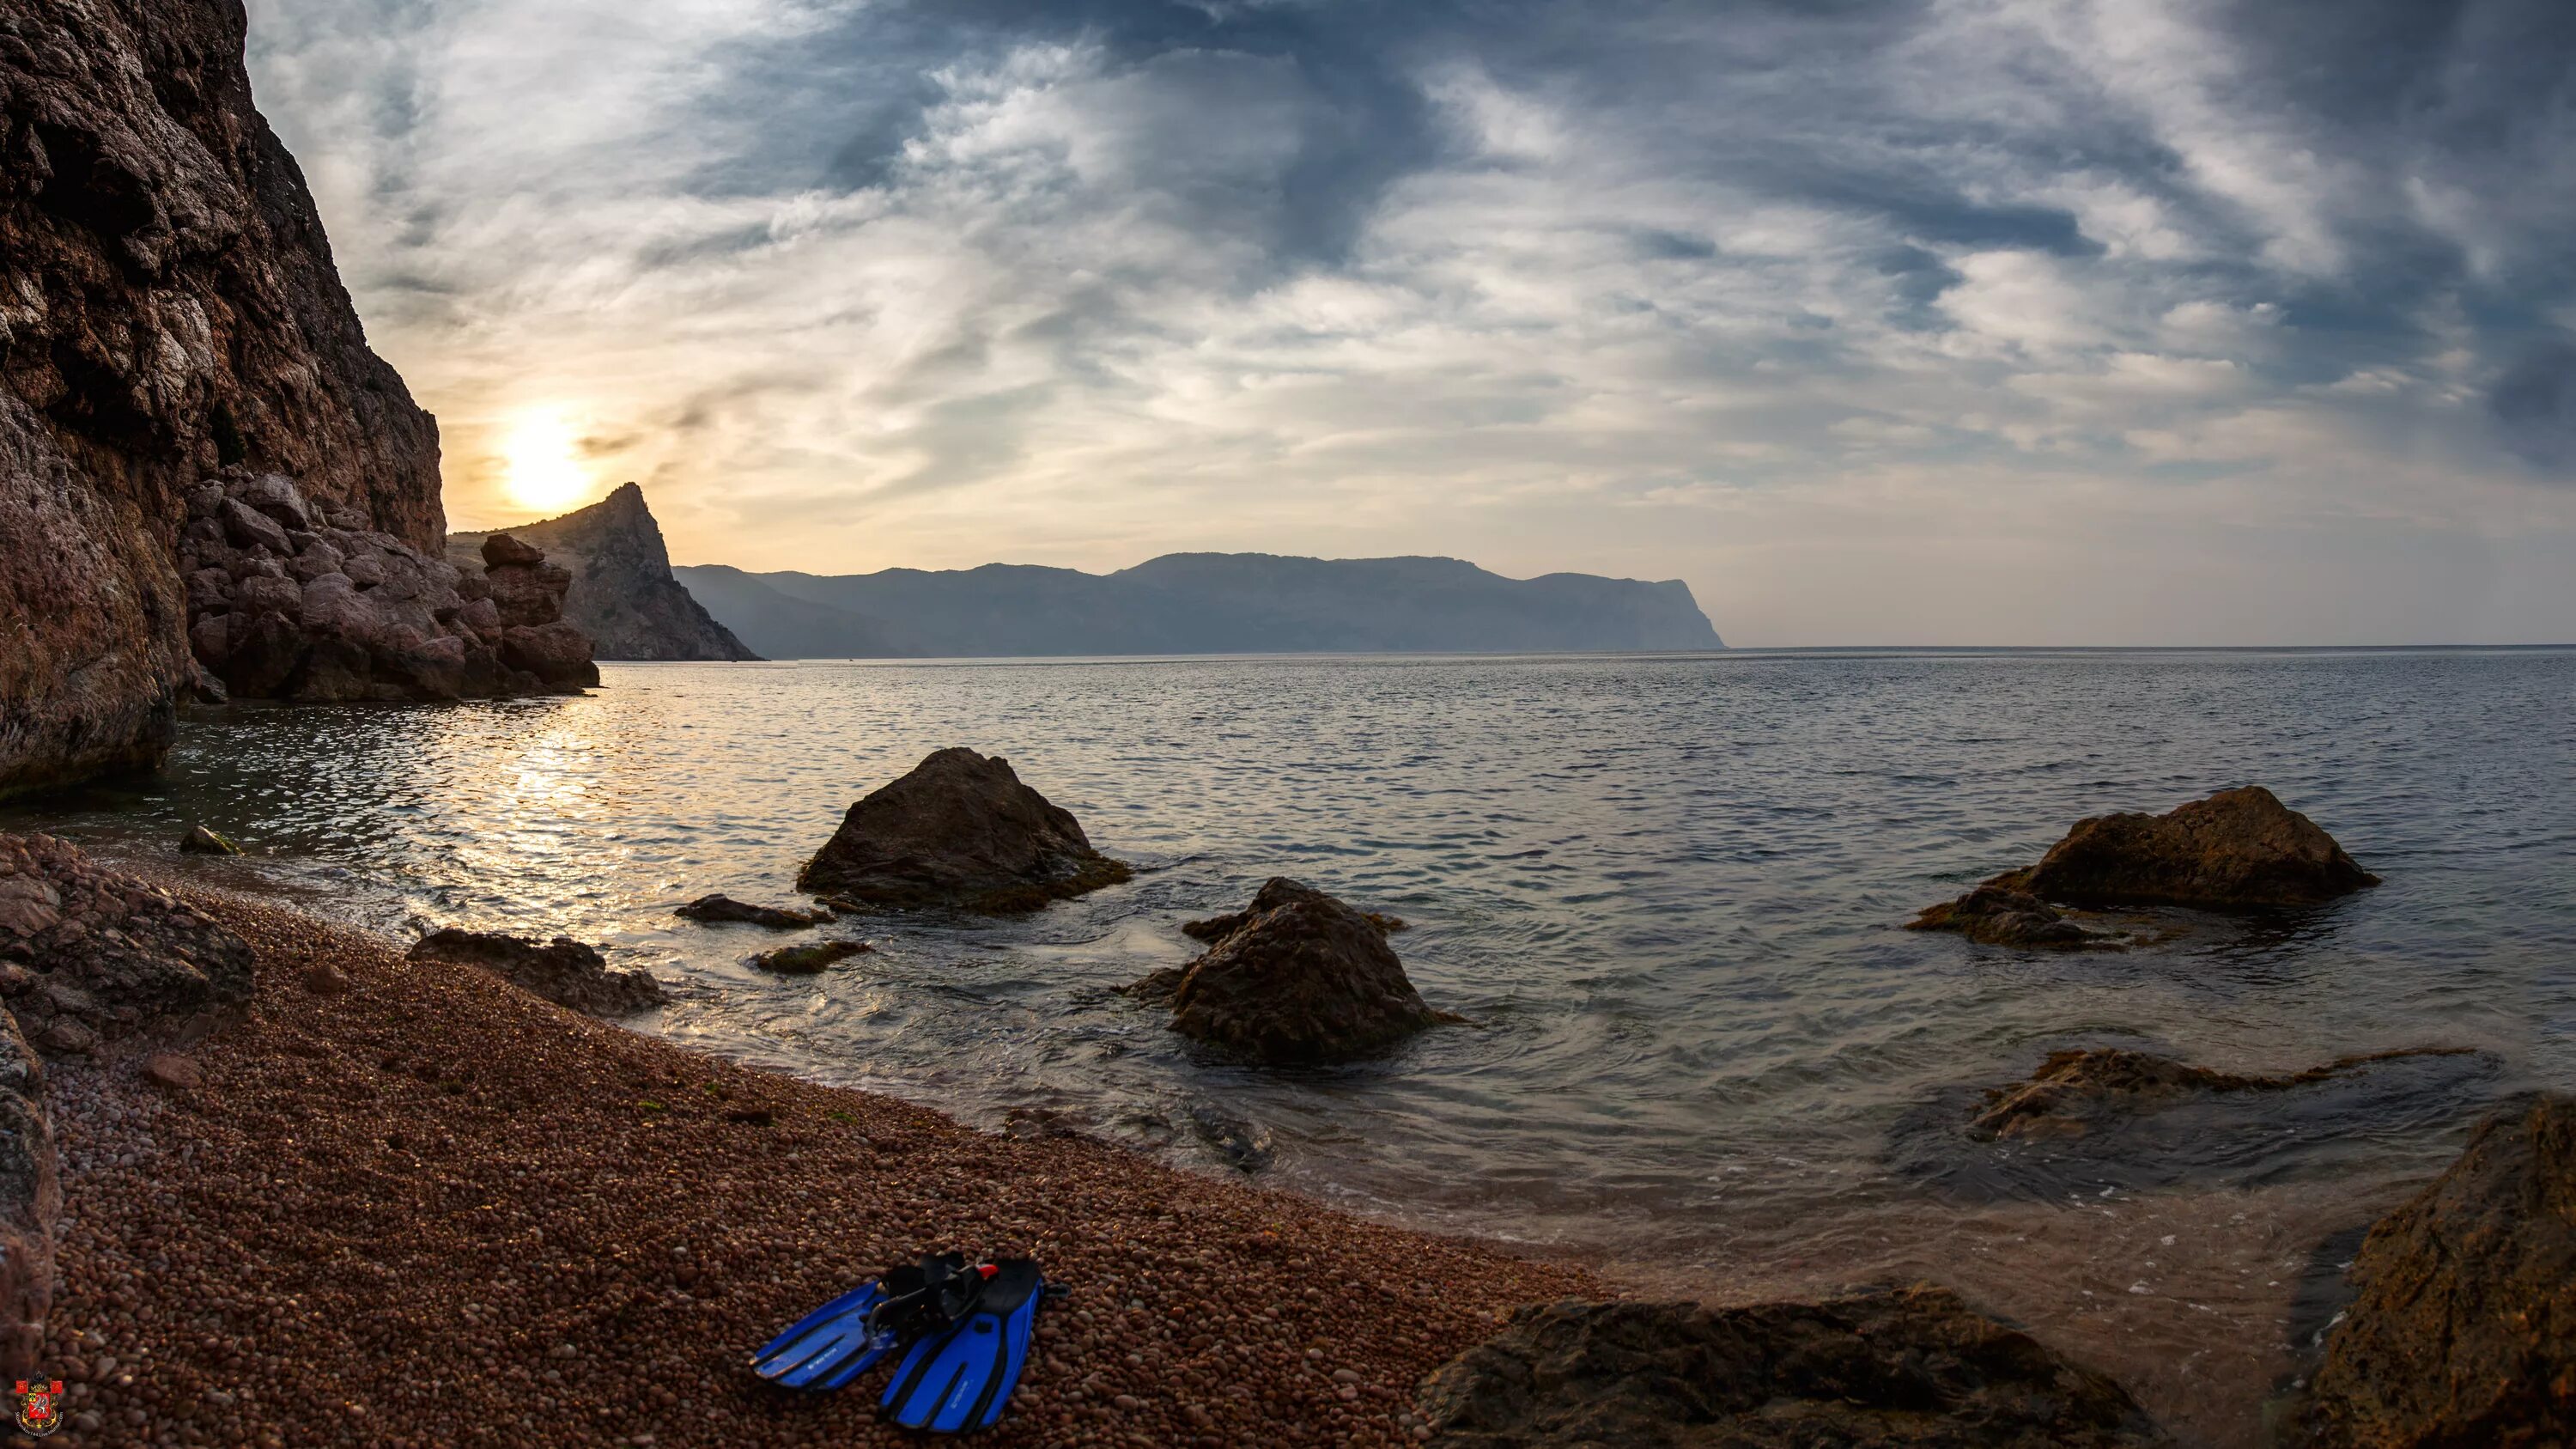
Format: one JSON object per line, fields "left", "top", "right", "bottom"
{"left": 14, "top": 648, "right": 2575, "bottom": 1446}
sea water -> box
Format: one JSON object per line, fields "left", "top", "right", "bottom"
{"left": 15, "top": 648, "right": 2574, "bottom": 1446}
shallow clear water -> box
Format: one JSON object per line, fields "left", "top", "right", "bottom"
{"left": 14, "top": 648, "right": 2575, "bottom": 1446}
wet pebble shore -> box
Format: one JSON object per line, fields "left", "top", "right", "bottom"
{"left": 37, "top": 892, "right": 1596, "bottom": 1447}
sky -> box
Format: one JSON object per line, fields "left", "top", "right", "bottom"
{"left": 241, "top": 0, "right": 2576, "bottom": 646}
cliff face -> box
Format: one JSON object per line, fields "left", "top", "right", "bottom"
{"left": 0, "top": 0, "right": 444, "bottom": 795}
{"left": 449, "top": 484, "right": 757, "bottom": 661}
{"left": 675, "top": 553, "right": 1726, "bottom": 658}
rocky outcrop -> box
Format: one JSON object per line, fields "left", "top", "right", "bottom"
{"left": 0, "top": 832, "right": 253, "bottom": 1056}
{"left": 176, "top": 475, "right": 598, "bottom": 700}
{"left": 1126, "top": 879, "right": 1451, "bottom": 1064}
{"left": 1416, "top": 1283, "right": 2171, "bottom": 1448}
{"left": 449, "top": 483, "right": 756, "bottom": 661}
{"left": 796, "top": 747, "right": 1131, "bottom": 912}
{"left": 1969, "top": 1047, "right": 2476, "bottom": 1142}
{"left": 676, "top": 894, "right": 829, "bottom": 929}
{"left": 748, "top": 940, "right": 868, "bottom": 975}
{"left": 2300, "top": 1094, "right": 2576, "bottom": 1446}
{"left": 0, "top": 1009, "right": 53, "bottom": 1379}
{"left": 406, "top": 928, "right": 662, "bottom": 1016}
{"left": 1, "top": 0, "right": 446, "bottom": 795}
{"left": 1912, "top": 787, "right": 2377, "bottom": 946}
{"left": 1906, "top": 883, "right": 2119, "bottom": 950}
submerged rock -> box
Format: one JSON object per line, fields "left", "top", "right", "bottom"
{"left": 1970, "top": 1046, "right": 2478, "bottom": 1142}
{"left": 675, "top": 894, "right": 829, "bottom": 929}
{"left": 1416, "top": 1283, "right": 2172, "bottom": 1448}
{"left": 1911, "top": 786, "right": 2378, "bottom": 947}
{"left": 179, "top": 825, "right": 241, "bottom": 856}
{"left": 1906, "top": 882, "right": 2117, "bottom": 950}
{"left": 2300, "top": 1094, "right": 2576, "bottom": 1447}
{"left": 748, "top": 941, "right": 870, "bottom": 976}
{"left": 407, "top": 928, "right": 664, "bottom": 1016}
{"left": 795, "top": 748, "right": 1131, "bottom": 912}
{"left": 1888, "top": 1044, "right": 2502, "bottom": 1202}
{"left": 0, "top": 833, "right": 254, "bottom": 1055}
{"left": 1127, "top": 879, "right": 1452, "bottom": 1065}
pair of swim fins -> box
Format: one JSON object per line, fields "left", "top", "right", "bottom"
{"left": 751, "top": 1252, "right": 1050, "bottom": 1434}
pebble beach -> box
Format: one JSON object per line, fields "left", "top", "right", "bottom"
{"left": 34, "top": 891, "right": 1596, "bottom": 1447}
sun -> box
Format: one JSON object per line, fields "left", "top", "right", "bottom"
{"left": 499, "top": 409, "right": 594, "bottom": 514}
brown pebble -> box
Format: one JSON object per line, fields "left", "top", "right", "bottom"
{"left": 142, "top": 1052, "right": 204, "bottom": 1092}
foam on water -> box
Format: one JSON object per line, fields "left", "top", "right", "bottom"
{"left": 15, "top": 647, "right": 2575, "bottom": 1446}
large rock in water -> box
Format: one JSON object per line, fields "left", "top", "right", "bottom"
{"left": 2300, "top": 1094, "right": 2576, "bottom": 1446}
{"left": 0, "top": 832, "right": 253, "bottom": 1055}
{"left": 796, "top": 748, "right": 1130, "bottom": 911}
{"left": 1417, "top": 1284, "right": 2172, "bottom": 1448}
{"left": 0, "top": 0, "right": 446, "bottom": 795}
{"left": 1125, "top": 878, "right": 1450, "bottom": 1064}
{"left": 176, "top": 477, "right": 597, "bottom": 700}
{"left": 449, "top": 484, "right": 758, "bottom": 661}
{"left": 407, "top": 929, "right": 664, "bottom": 1016}
{"left": 1911, "top": 787, "right": 2376, "bottom": 946}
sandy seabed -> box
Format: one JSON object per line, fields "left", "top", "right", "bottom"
{"left": 30, "top": 892, "right": 1596, "bottom": 1447}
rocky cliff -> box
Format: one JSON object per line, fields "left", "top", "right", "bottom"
{"left": 448, "top": 484, "right": 756, "bottom": 661}
{"left": 0, "top": 0, "right": 588, "bottom": 795}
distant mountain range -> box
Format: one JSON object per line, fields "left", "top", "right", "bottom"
{"left": 674, "top": 552, "right": 1724, "bottom": 658}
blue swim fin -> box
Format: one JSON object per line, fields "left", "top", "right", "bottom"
{"left": 878, "top": 1259, "right": 1047, "bottom": 1433}
{"left": 753, "top": 1252, "right": 964, "bottom": 1391}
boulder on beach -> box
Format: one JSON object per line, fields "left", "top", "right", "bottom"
{"left": 2299, "top": 1093, "right": 2576, "bottom": 1447}
{"left": 0, "top": 833, "right": 255, "bottom": 1056}
{"left": 1416, "top": 1282, "right": 2172, "bottom": 1448}
{"left": 1911, "top": 786, "right": 2378, "bottom": 947}
{"left": 748, "top": 941, "right": 870, "bottom": 976}
{"left": 407, "top": 928, "right": 665, "bottom": 1016}
{"left": 1969, "top": 1046, "right": 2477, "bottom": 1142}
{"left": 676, "top": 894, "right": 829, "bottom": 929}
{"left": 1126, "top": 878, "right": 1452, "bottom": 1065}
{"left": 795, "top": 748, "right": 1131, "bottom": 912}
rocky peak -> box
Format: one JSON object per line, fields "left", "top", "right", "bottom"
{"left": 447, "top": 483, "right": 757, "bottom": 661}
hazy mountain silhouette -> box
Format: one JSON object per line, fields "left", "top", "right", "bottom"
{"left": 672, "top": 553, "right": 1722, "bottom": 658}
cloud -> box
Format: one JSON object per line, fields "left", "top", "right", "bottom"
{"left": 2491, "top": 342, "right": 2576, "bottom": 476}
{"left": 238, "top": 0, "right": 2576, "bottom": 642}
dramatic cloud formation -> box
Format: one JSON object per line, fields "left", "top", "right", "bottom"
{"left": 245, "top": 0, "right": 2576, "bottom": 643}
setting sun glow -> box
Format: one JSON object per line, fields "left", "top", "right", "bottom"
{"left": 499, "top": 410, "right": 593, "bottom": 514}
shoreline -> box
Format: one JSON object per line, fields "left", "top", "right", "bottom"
{"left": 36, "top": 888, "right": 1597, "bottom": 1447}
